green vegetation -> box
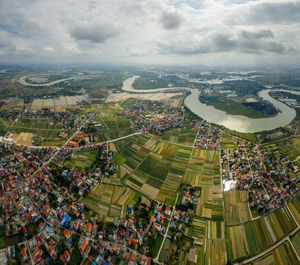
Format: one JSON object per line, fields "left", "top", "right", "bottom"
{"left": 224, "top": 190, "right": 251, "bottom": 226}
{"left": 203, "top": 98, "right": 269, "bottom": 118}
{"left": 133, "top": 77, "right": 186, "bottom": 90}
{"left": 226, "top": 206, "right": 297, "bottom": 262}
{"left": 0, "top": 237, "right": 5, "bottom": 249}
{"left": 221, "top": 132, "right": 238, "bottom": 148}
{"left": 250, "top": 241, "right": 298, "bottom": 265}
{"left": 151, "top": 235, "right": 164, "bottom": 258}
{"left": 61, "top": 150, "right": 98, "bottom": 170}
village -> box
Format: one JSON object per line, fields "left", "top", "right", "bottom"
{"left": 118, "top": 100, "right": 184, "bottom": 136}
{"left": 221, "top": 142, "right": 299, "bottom": 215}
{"left": 0, "top": 98, "right": 299, "bottom": 265}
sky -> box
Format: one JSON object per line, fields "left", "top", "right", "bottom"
{"left": 0, "top": 0, "right": 300, "bottom": 67}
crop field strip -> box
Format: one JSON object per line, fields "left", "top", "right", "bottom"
{"left": 226, "top": 205, "right": 298, "bottom": 262}
{"left": 247, "top": 240, "right": 299, "bottom": 265}
{"left": 115, "top": 135, "right": 197, "bottom": 204}
{"left": 93, "top": 103, "right": 134, "bottom": 141}
{"left": 183, "top": 149, "right": 224, "bottom": 221}
{"left": 224, "top": 190, "right": 252, "bottom": 226}
{"left": 81, "top": 182, "right": 141, "bottom": 220}
{"left": 189, "top": 216, "right": 226, "bottom": 265}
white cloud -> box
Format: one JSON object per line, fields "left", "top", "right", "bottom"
{"left": 63, "top": 42, "right": 81, "bottom": 54}
{"left": 0, "top": 0, "right": 298, "bottom": 66}
{"left": 44, "top": 46, "right": 55, "bottom": 52}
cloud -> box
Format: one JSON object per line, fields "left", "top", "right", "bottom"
{"left": 160, "top": 11, "right": 184, "bottom": 30}
{"left": 240, "top": 29, "right": 274, "bottom": 39}
{"left": 158, "top": 30, "right": 287, "bottom": 55}
{"left": 0, "top": 0, "right": 299, "bottom": 66}
{"left": 231, "top": 1, "right": 300, "bottom": 25}
{"left": 70, "top": 23, "right": 120, "bottom": 43}
{"left": 63, "top": 42, "right": 81, "bottom": 54}
{"left": 44, "top": 46, "right": 54, "bottom": 52}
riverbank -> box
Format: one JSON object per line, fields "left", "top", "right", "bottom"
{"left": 122, "top": 76, "right": 298, "bottom": 133}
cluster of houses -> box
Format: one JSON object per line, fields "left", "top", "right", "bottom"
{"left": 221, "top": 143, "right": 299, "bottom": 214}
{"left": 1, "top": 109, "right": 89, "bottom": 131}
{"left": 118, "top": 100, "right": 184, "bottom": 136}
{"left": 194, "top": 121, "right": 221, "bottom": 150}
{"left": 0, "top": 139, "right": 117, "bottom": 264}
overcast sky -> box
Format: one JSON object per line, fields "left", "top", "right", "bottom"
{"left": 0, "top": 0, "right": 300, "bottom": 67}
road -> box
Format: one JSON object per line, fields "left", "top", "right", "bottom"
{"left": 153, "top": 193, "right": 179, "bottom": 264}
{"left": 239, "top": 226, "right": 300, "bottom": 264}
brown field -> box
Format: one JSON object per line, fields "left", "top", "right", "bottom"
{"left": 12, "top": 132, "right": 34, "bottom": 145}
{"left": 140, "top": 183, "right": 160, "bottom": 199}
{"left": 106, "top": 92, "right": 183, "bottom": 103}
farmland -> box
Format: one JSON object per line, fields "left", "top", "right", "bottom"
{"left": 93, "top": 102, "right": 134, "bottom": 141}
{"left": 117, "top": 137, "right": 194, "bottom": 205}
{"left": 60, "top": 150, "right": 98, "bottom": 171}
{"left": 189, "top": 217, "right": 226, "bottom": 265}
{"left": 184, "top": 149, "right": 223, "bottom": 220}
{"left": 250, "top": 241, "right": 298, "bottom": 265}
{"left": 160, "top": 120, "right": 198, "bottom": 146}
{"left": 224, "top": 190, "right": 252, "bottom": 226}
{"left": 81, "top": 183, "right": 140, "bottom": 220}
{"left": 221, "top": 132, "right": 238, "bottom": 149}
{"left": 226, "top": 206, "right": 297, "bottom": 262}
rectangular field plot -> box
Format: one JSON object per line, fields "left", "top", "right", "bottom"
{"left": 13, "top": 118, "right": 62, "bottom": 129}
{"left": 138, "top": 155, "right": 169, "bottom": 180}
{"left": 291, "top": 230, "right": 300, "bottom": 257}
{"left": 288, "top": 195, "right": 300, "bottom": 224}
{"left": 160, "top": 120, "right": 198, "bottom": 146}
{"left": 189, "top": 217, "right": 226, "bottom": 265}
{"left": 226, "top": 206, "right": 297, "bottom": 262}
{"left": 195, "top": 188, "right": 224, "bottom": 220}
{"left": 183, "top": 150, "right": 224, "bottom": 220}
{"left": 224, "top": 190, "right": 251, "bottom": 226}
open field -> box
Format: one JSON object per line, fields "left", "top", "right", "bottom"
{"left": 189, "top": 216, "right": 226, "bottom": 265}
{"left": 93, "top": 102, "right": 134, "bottom": 141}
{"left": 81, "top": 183, "right": 140, "bottom": 220}
{"left": 221, "top": 132, "right": 238, "bottom": 149}
{"left": 287, "top": 195, "right": 300, "bottom": 224}
{"left": 160, "top": 120, "right": 197, "bottom": 146}
{"left": 11, "top": 132, "right": 33, "bottom": 145}
{"left": 61, "top": 150, "right": 97, "bottom": 170}
{"left": 116, "top": 136, "right": 196, "bottom": 204}
{"left": 106, "top": 92, "right": 184, "bottom": 105}
{"left": 224, "top": 190, "right": 251, "bottom": 226}
{"left": 12, "top": 118, "right": 62, "bottom": 130}
{"left": 184, "top": 150, "right": 223, "bottom": 220}
{"left": 226, "top": 206, "right": 297, "bottom": 262}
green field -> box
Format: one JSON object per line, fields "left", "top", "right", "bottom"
{"left": 61, "top": 150, "right": 97, "bottom": 170}
{"left": 226, "top": 206, "right": 297, "bottom": 262}
{"left": 224, "top": 190, "right": 251, "bottom": 226}
{"left": 251, "top": 241, "right": 298, "bottom": 265}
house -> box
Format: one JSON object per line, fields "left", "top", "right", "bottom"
{"left": 79, "top": 239, "right": 88, "bottom": 254}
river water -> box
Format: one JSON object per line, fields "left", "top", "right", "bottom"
{"left": 122, "top": 75, "right": 300, "bottom": 133}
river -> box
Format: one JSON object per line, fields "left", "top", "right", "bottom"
{"left": 18, "top": 75, "right": 80, "bottom": 87}
{"left": 122, "top": 75, "right": 300, "bottom": 133}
